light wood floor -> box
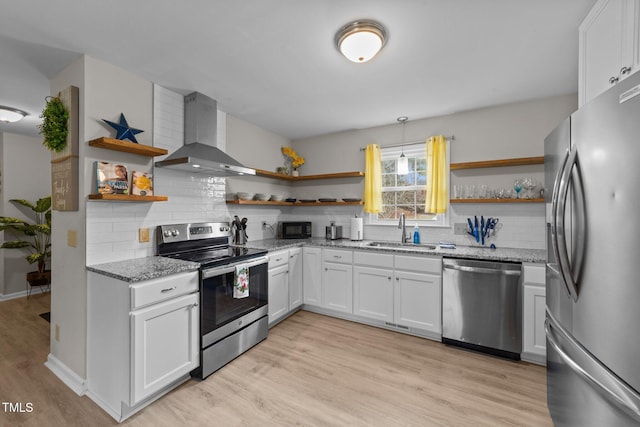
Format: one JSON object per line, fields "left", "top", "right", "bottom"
{"left": 0, "top": 293, "right": 552, "bottom": 426}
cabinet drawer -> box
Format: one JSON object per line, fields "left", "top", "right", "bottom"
{"left": 269, "top": 250, "right": 289, "bottom": 268}
{"left": 131, "top": 271, "right": 199, "bottom": 309}
{"left": 353, "top": 250, "right": 394, "bottom": 268}
{"left": 394, "top": 255, "right": 442, "bottom": 275}
{"left": 323, "top": 249, "right": 353, "bottom": 264}
{"left": 523, "top": 262, "right": 545, "bottom": 285}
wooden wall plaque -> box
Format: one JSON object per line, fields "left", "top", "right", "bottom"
{"left": 51, "top": 85, "right": 79, "bottom": 211}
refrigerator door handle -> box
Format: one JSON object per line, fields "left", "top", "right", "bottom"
{"left": 555, "top": 145, "right": 579, "bottom": 301}
{"left": 545, "top": 314, "right": 640, "bottom": 420}
{"left": 550, "top": 148, "right": 576, "bottom": 300}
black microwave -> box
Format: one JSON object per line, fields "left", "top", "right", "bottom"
{"left": 277, "top": 221, "right": 312, "bottom": 239}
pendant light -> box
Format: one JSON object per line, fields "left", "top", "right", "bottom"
{"left": 397, "top": 116, "right": 409, "bottom": 175}
{"left": 335, "top": 20, "right": 387, "bottom": 63}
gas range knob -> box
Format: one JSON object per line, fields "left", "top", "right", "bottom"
{"left": 171, "top": 230, "right": 180, "bottom": 237}
{"left": 220, "top": 226, "right": 229, "bottom": 232}
{"left": 163, "top": 230, "right": 172, "bottom": 237}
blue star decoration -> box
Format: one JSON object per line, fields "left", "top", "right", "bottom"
{"left": 102, "top": 113, "right": 144, "bottom": 143}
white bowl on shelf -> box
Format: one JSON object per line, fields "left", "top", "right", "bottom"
{"left": 254, "top": 193, "right": 270, "bottom": 201}
{"left": 270, "top": 194, "right": 284, "bottom": 201}
{"left": 237, "top": 192, "right": 253, "bottom": 200}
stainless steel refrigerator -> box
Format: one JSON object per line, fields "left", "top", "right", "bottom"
{"left": 545, "top": 71, "right": 640, "bottom": 425}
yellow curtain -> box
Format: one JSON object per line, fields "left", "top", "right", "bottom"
{"left": 364, "top": 144, "right": 382, "bottom": 213}
{"left": 425, "top": 135, "right": 448, "bottom": 214}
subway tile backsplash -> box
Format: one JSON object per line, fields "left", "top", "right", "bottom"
{"left": 86, "top": 85, "right": 230, "bottom": 265}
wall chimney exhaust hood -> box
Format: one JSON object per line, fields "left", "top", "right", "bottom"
{"left": 155, "top": 92, "right": 255, "bottom": 176}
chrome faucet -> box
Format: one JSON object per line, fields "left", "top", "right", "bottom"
{"left": 398, "top": 212, "right": 408, "bottom": 243}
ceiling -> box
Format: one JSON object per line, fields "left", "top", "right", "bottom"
{"left": 0, "top": 0, "right": 595, "bottom": 141}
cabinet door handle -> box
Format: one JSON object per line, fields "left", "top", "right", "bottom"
{"left": 276, "top": 257, "right": 283, "bottom": 262}
{"left": 333, "top": 255, "right": 342, "bottom": 259}
{"left": 388, "top": 276, "right": 392, "bottom": 280}
{"left": 191, "top": 302, "right": 199, "bottom": 308}
{"left": 609, "top": 76, "right": 619, "bottom": 84}
{"left": 620, "top": 66, "right": 631, "bottom": 76}
{"left": 325, "top": 268, "right": 328, "bottom": 271}
{"left": 161, "top": 286, "right": 177, "bottom": 293}
{"left": 396, "top": 277, "right": 399, "bottom": 281}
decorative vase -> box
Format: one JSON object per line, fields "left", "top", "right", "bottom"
{"left": 292, "top": 169, "right": 299, "bottom": 177}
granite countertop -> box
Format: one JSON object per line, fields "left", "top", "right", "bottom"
{"left": 87, "top": 256, "right": 200, "bottom": 283}
{"left": 242, "top": 238, "right": 546, "bottom": 264}
{"left": 87, "top": 238, "right": 544, "bottom": 282}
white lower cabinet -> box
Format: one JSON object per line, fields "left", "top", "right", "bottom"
{"left": 352, "top": 251, "right": 442, "bottom": 338}
{"left": 268, "top": 263, "right": 289, "bottom": 324}
{"left": 322, "top": 261, "right": 353, "bottom": 313}
{"left": 288, "top": 247, "right": 303, "bottom": 310}
{"left": 522, "top": 263, "right": 547, "bottom": 364}
{"left": 131, "top": 292, "right": 199, "bottom": 403}
{"left": 353, "top": 266, "right": 394, "bottom": 322}
{"left": 394, "top": 270, "right": 441, "bottom": 332}
{"left": 322, "top": 249, "right": 354, "bottom": 313}
{"left": 268, "top": 248, "right": 304, "bottom": 326}
{"left": 303, "top": 247, "right": 322, "bottom": 306}
{"left": 87, "top": 270, "right": 199, "bottom": 422}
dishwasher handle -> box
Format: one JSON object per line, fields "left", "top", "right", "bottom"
{"left": 443, "top": 262, "right": 521, "bottom": 276}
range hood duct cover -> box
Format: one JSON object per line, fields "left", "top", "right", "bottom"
{"left": 155, "top": 92, "right": 255, "bottom": 176}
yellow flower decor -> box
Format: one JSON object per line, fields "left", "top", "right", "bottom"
{"left": 281, "top": 146, "right": 305, "bottom": 170}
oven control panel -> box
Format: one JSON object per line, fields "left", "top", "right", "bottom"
{"left": 158, "top": 222, "right": 230, "bottom": 244}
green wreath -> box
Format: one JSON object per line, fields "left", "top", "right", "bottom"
{"left": 39, "top": 96, "right": 69, "bottom": 153}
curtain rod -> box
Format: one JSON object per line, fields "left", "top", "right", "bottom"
{"left": 359, "top": 135, "right": 455, "bottom": 151}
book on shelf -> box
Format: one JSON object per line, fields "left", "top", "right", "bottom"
{"left": 131, "top": 171, "right": 154, "bottom": 196}
{"left": 95, "top": 161, "right": 129, "bottom": 195}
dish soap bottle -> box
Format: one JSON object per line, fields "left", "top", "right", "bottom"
{"left": 413, "top": 224, "right": 420, "bottom": 244}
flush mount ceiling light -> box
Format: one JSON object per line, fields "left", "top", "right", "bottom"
{"left": 335, "top": 19, "right": 387, "bottom": 63}
{"left": 0, "top": 105, "right": 28, "bottom": 123}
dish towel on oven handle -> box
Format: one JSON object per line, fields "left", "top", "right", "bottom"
{"left": 234, "top": 263, "right": 249, "bottom": 298}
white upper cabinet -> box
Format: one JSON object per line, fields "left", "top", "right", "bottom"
{"left": 579, "top": 0, "right": 640, "bottom": 106}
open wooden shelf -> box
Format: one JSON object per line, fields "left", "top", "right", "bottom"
{"left": 88, "top": 194, "right": 168, "bottom": 202}
{"left": 227, "top": 200, "right": 363, "bottom": 206}
{"left": 450, "top": 198, "right": 544, "bottom": 204}
{"left": 254, "top": 168, "right": 364, "bottom": 181}
{"left": 88, "top": 137, "right": 168, "bottom": 157}
{"left": 450, "top": 156, "right": 544, "bottom": 170}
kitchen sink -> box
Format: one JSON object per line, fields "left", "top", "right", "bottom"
{"left": 366, "top": 241, "right": 438, "bottom": 250}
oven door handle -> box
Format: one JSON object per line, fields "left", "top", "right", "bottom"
{"left": 202, "top": 256, "right": 269, "bottom": 279}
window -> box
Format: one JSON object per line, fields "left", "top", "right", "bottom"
{"left": 369, "top": 142, "right": 450, "bottom": 227}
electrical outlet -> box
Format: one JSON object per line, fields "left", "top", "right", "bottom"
{"left": 139, "top": 228, "right": 150, "bottom": 243}
{"left": 67, "top": 229, "right": 77, "bottom": 247}
{"left": 453, "top": 223, "right": 468, "bottom": 235}
{"left": 55, "top": 324, "right": 60, "bottom": 342}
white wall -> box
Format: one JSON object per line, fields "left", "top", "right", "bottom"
{"left": 0, "top": 133, "right": 51, "bottom": 296}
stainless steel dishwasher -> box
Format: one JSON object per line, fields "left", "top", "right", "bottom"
{"left": 442, "top": 258, "right": 522, "bottom": 360}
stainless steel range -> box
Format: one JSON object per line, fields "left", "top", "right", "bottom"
{"left": 157, "top": 222, "right": 269, "bottom": 379}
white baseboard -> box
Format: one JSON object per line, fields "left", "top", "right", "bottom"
{"left": 0, "top": 286, "right": 49, "bottom": 301}
{"left": 45, "top": 353, "right": 87, "bottom": 396}
{"left": 521, "top": 351, "right": 547, "bottom": 366}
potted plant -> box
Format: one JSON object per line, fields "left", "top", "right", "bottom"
{"left": 39, "top": 96, "right": 69, "bottom": 153}
{"left": 0, "top": 196, "right": 52, "bottom": 286}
